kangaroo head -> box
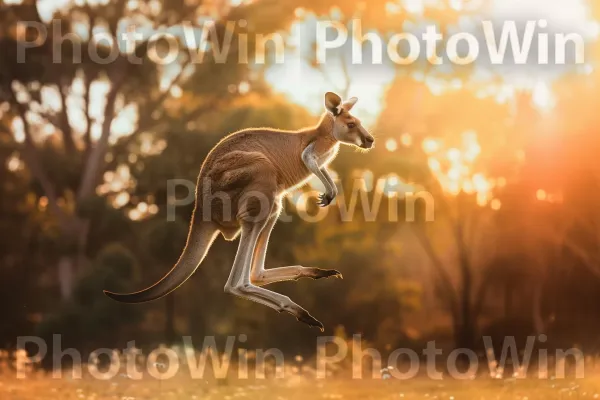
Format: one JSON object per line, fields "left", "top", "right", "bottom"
{"left": 324, "top": 92, "right": 374, "bottom": 149}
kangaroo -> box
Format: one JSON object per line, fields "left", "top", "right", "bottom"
{"left": 104, "top": 92, "right": 375, "bottom": 330}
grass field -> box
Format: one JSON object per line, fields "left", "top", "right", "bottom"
{"left": 0, "top": 373, "right": 596, "bottom": 400}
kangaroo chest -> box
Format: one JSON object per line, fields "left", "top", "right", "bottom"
{"left": 316, "top": 142, "right": 340, "bottom": 167}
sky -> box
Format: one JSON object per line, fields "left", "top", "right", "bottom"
{"left": 266, "top": 0, "right": 595, "bottom": 123}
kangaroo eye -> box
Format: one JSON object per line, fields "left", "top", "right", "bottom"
{"left": 347, "top": 123, "right": 356, "bottom": 129}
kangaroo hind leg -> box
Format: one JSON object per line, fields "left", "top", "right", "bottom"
{"left": 250, "top": 207, "right": 342, "bottom": 286}
{"left": 223, "top": 199, "right": 323, "bottom": 330}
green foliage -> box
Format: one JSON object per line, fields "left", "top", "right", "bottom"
{"left": 218, "top": 96, "right": 314, "bottom": 133}
{"left": 36, "top": 244, "right": 141, "bottom": 349}
{"left": 141, "top": 218, "right": 189, "bottom": 264}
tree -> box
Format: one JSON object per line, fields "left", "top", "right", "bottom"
{"left": 373, "top": 64, "right": 526, "bottom": 348}
{"left": 0, "top": 0, "right": 301, "bottom": 299}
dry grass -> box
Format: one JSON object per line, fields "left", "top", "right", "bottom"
{"left": 1, "top": 373, "right": 598, "bottom": 400}
{"left": 2, "top": 347, "right": 596, "bottom": 399}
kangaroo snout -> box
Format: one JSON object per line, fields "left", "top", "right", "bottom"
{"left": 362, "top": 135, "right": 374, "bottom": 149}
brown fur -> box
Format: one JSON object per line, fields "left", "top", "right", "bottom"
{"left": 198, "top": 112, "right": 340, "bottom": 239}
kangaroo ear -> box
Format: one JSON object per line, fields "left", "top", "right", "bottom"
{"left": 324, "top": 92, "right": 342, "bottom": 115}
{"left": 342, "top": 97, "right": 358, "bottom": 111}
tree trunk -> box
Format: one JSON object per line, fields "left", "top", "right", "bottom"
{"left": 459, "top": 267, "right": 474, "bottom": 348}
{"left": 453, "top": 314, "right": 478, "bottom": 367}
{"left": 504, "top": 282, "right": 513, "bottom": 318}
{"left": 532, "top": 284, "right": 545, "bottom": 334}
{"left": 455, "top": 322, "right": 477, "bottom": 350}
{"left": 456, "top": 250, "right": 476, "bottom": 349}
{"left": 57, "top": 219, "right": 90, "bottom": 301}
{"left": 58, "top": 256, "right": 75, "bottom": 300}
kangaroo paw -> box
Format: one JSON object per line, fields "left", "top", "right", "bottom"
{"left": 313, "top": 268, "right": 343, "bottom": 280}
{"left": 296, "top": 310, "right": 324, "bottom": 332}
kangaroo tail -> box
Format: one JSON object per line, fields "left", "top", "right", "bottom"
{"left": 104, "top": 219, "right": 218, "bottom": 304}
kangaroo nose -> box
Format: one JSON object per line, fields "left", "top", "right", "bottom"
{"left": 365, "top": 136, "right": 374, "bottom": 143}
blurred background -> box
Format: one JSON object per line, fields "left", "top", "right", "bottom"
{"left": 1, "top": 0, "right": 600, "bottom": 360}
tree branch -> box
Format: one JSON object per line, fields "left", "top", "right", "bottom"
{"left": 413, "top": 225, "right": 460, "bottom": 322}
{"left": 57, "top": 80, "right": 76, "bottom": 154}
{"left": 0, "top": 119, "right": 11, "bottom": 136}
{"left": 77, "top": 67, "right": 128, "bottom": 201}
{"left": 144, "top": 58, "right": 192, "bottom": 121}
{"left": 83, "top": 71, "right": 93, "bottom": 152}
{"left": 339, "top": 57, "right": 351, "bottom": 99}
{"left": 120, "top": 93, "right": 224, "bottom": 150}
{"left": 560, "top": 235, "right": 600, "bottom": 279}
{"left": 472, "top": 263, "right": 495, "bottom": 322}
{"left": 7, "top": 86, "right": 73, "bottom": 230}
{"left": 83, "top": 11, "right": 96, "bottom": 153}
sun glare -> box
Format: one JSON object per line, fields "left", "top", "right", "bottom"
{"left": 491, "top": 0, "right": 589, "bottom": 30}
{"left": 385, "top": 138, "right": 398, "bottom": 152}
{"left": 422, "top": 131, "right": 498, "bottom": 204}
{"left": 267, "top": 0, "right": 593, "bottom": 119}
